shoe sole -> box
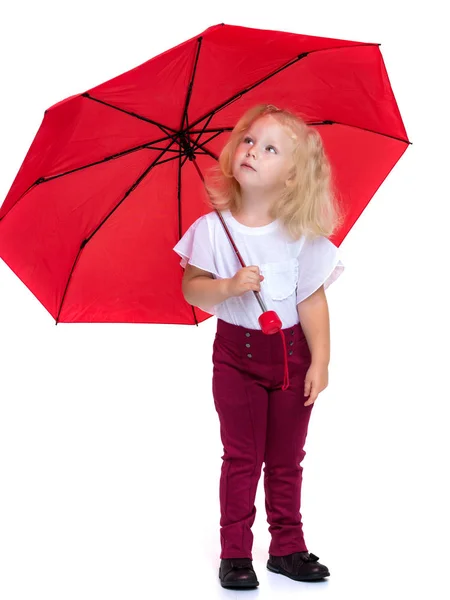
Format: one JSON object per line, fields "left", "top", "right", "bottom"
{"left": 267, "top": 562, "right": 330, "bottom": 581}
{"left": 218, "top": 568, "right": 259, "bottom": 588}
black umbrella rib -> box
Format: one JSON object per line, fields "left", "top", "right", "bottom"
{"left": 315, "top": 120, "right": 411, "bottom": 145}
{"left": 187, "top": 137, "right": 219, "bottom": 161}
{"left": 187, "top": 42, "right": 382, "bottom": 131}
{"left": 190, "top": 113, "right": 218, "bottom": 154}
{"left": 189, "top": 129, "right": 223, "bottom": 151}
{"left": 180, "top": 36, "right": 203, "bottom": 132}
{"left": 55, "top": 137, "right": 179, "bottom": 324}
{"left": 190, "top": 120, "right": 412, "bottom": 146}
{"left": 81, "top": 93, "right": 178, "bottom": 137}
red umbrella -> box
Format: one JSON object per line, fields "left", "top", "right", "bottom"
{"left": 0, "top": 23, "right": 410, "bottom": 326}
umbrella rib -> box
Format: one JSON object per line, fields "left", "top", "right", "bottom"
{"left": 189, "top": 120, "right": 411, "bottom": 146}
{"left": 77, "top": 33, "right": 201, "bottom": 141}
{"left": 313, "top": 120, "right": 411, "bottom": 145}
{"left": 191, "top": 113, "right": 217, "bottom": 154}
{"left": 81, "top": 92, "right": 178, "bottom": 136}
{"left": 192, "top": 130, "right": 223, "bottom": 146}
{"left": 180, "top": 36, "right": 203, "bottom": 133}
{"left": 176, "top": 35, "right": 220, "bottom": 157}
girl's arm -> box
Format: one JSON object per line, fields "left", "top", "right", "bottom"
{"left": 182, "top": 263, "right": 232, "bottom": 312}
{"left": 296, "top": 285, "right": 330, "bottom": 366}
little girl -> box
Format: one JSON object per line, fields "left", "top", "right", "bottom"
{"left": 173, "top": 103, "right": 345, "bottom": 589}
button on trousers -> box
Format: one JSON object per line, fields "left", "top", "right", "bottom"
{"left": 212, "top": 317, "right": 315, "bottom": 560}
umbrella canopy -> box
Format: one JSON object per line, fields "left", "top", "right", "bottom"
{"left": 0, "top": 22, "right": 410, "bottom": 325}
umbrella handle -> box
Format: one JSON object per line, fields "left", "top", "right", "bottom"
{"left": 258, "top": 306, "right": 283, "bottom": 335}
{"left": 251, "top": 290, "right": 280, "bottom": 334}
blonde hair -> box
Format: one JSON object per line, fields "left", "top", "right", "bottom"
{"left": 203, "top": 103, "right": 346, "bottom": 241}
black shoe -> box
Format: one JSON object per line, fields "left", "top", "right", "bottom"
{"left": 219, "top": 557, "right": 259, "bottom": 588}
{"left": 267, "top": 551, "right": 330, "bottom": 581}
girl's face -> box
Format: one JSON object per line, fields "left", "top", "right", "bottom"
{"left": 232, "top": 115, "right": 295, "bottom": 192}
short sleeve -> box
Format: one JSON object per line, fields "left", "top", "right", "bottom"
{"left": 296, "top": 236, "right": 345, "bottom": 305}
{"left": 172, "top": 215, "right": 220, "bottom": 278}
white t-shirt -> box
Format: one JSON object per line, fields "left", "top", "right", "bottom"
{"left": 172, "top": 209, "right": 345, "bottom": 329}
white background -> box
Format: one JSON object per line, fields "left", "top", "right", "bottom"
{"left": 0, "top": 2, "right": 448, "bottom": 599}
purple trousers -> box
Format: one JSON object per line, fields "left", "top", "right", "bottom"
{"left": 212, "top": 317, "right": 314, "bottom": 560}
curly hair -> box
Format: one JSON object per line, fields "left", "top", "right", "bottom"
{"left": 203, "top": 103, "right": 346, "bottom": 241}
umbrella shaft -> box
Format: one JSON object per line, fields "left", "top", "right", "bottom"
{"left": 254, "top": 290, "right": 267, "bottom": 312}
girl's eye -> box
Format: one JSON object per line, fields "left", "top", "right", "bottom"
{"left": 243, "top": 137, "right": 277, "bottom": 153}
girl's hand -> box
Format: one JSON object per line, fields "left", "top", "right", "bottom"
{"left": 227, "top": 266, "right": 264, "bottom": 298}
{"left": 304, "top": 361, "right": 329, "bottom": 406}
